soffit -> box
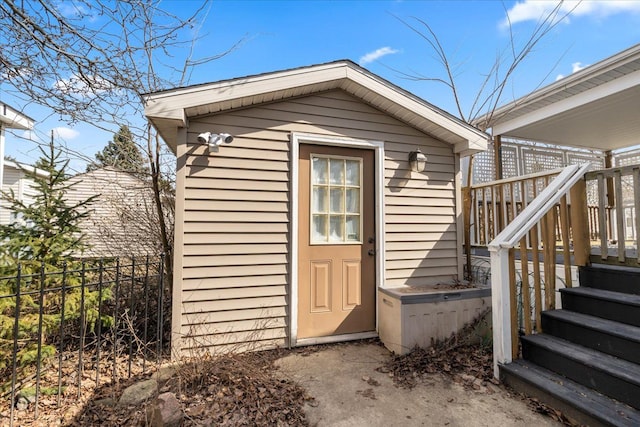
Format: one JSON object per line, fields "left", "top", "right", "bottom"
{"left": 478, "top": 44, "right": 640, "bottom": 151}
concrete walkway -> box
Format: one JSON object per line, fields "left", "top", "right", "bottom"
{"left": 275, "top": 342, "right": 560, "bottom": 427}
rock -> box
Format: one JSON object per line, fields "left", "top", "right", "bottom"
{"left": 146, "top": 392, "right": 183, "bottom": 427}
{"left": 15, "top": 388, "right": 37, "bottom": 410}
{"left": 17, "top": 388, "right": 37, "bottom": 402}
{"left": 15, "top": 397, "right": 29, "bottom": 411}
{"left": 152, "top": 365, "right": 178, "bottom": 384}
{"left": 118, "top": 379, "right": 158, "bottom": 406}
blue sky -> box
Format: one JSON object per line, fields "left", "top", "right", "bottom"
{"left": 2, "top": 0, "right": 640, "bottom": 172}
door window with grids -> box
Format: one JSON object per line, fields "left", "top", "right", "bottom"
{"left": 311, "top": 155, "right": 362, "bottom": 243}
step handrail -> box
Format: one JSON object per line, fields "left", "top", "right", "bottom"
{"left": 489, "top": 162, "right": 591, "bottom": 378}
{"left": 489, "top": 163, "right": 591, "bottom": 250}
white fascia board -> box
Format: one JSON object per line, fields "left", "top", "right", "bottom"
{"left": 483, "top": 44, "right": 640, "bottom": 129}
{"left": 0, "top": 104, "right": 34, "bottom": 130}
{"left": 493, "top": 68, "right": 640, "bottom": 137}
{"left": 453, "top": 135, "right": 489, "bottom": 156}
{"left": 144, "top": 64, "right": 350, "bottom": 120}
{"left": 344, "top": 68, "right": 489, "bottom": 148}
{"left": 5, "top": 160, "right": 49, "bottom": 178}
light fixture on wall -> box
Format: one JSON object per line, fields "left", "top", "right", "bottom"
{"left": 409, "top": 149, "right": 427, "bottom": 172}
{"left": 197, "top": 132, "right": 234, "bottom": 153}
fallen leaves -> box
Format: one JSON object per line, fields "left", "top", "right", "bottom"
{"left": 378, "top": 309, "right": 494, "bottom": 390}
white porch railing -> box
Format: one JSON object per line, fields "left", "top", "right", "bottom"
{"left": 488, "top": 163, "right": 591, "bottom": 378}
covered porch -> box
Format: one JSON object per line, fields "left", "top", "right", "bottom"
{"left": 465, "top": 43, "right": 640, "bottom": 425}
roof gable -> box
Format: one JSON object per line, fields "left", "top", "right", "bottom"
{"left": 144, "top": 60, "right": 488, "bottom": 157}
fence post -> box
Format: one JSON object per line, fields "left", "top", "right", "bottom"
{"left": 142, "top": 255, "right": 150, "bottom": 372}
{"left": 34, "top": 262, "right": 46, "bottom": 418}
{"left": 463, "top": 187, "right": 472, "bottom": 280}
{"left": 57, "top": 262, "right": 67, "bottom": 407}
{"left": 569, "top": 178, "right": 590, "bottom": 266}
{"left": 78, "top": 261, "right": 86, "bottom": 399}
{"left": 113, "top": 258, "right": 121, "bottom": 385}
{"left": 128, "top": 258, "right": 136, "bottom": 378}
{"left": 9, "top": 264, "right": 22, "bottom": 427}
{"left": 157, "top": 253, "right": 165, "bottom": 364}
{"left": 490, "top": 245, "right": 512, "bottom": 379}
{"left": 95, "top": 259, "right": 104, "bottom": 387}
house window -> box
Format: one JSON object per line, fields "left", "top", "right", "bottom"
{"left": 310, "top": 154, "right": 362, "bottom": 244}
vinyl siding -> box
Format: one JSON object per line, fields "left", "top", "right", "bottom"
{"left": 177, "top": 89, "right": 458, "bottom": 353}
{"left": 0, "top": 165, "right": 39, "bottom": 225}
{"left": 65, "top": 168, "right": 159, "bottom": 257}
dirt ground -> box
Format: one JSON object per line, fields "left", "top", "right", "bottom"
{"left": 275, "top": 341, "right": 560, "bottom": 427}
{"left": 3, "top": 338, "right": 565, "bottom": 426}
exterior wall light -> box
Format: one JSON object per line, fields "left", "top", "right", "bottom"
{"left": 197, "top": 132, "right": 234, "bottom": 153}
{"left": 409, "top": 149, "right": 427, "bottom": 172}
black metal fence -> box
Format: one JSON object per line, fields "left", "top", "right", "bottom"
{"left": 0, "top": 255, "right": 169, "bottom": 426}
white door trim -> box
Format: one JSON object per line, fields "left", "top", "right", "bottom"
{"left": 290, "top": 132, "right": 385, "bottom": 347}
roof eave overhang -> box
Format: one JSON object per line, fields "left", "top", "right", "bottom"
{"left": 492, "top": 68, "right": 640, "bottom": 137}
{"left": 145, "top": 62, "right": 489, "bottom": 155}
{"left": 4, "top": 160, "right": 49, "bottom": 177}
{"left": 474, "top": 43, "right": 640, "bottom": 130}
{"left": 0, "top": 103, "right": 34, "bottom": 130}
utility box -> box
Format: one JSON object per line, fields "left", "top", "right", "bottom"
{"left": 378, "top": 287, "right": 491, "bottom": 355}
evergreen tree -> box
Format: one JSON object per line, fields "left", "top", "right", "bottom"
{"left": 0, "top": 143, "right": 95, "bottom": 266}
{"left": 86, "top": 125, "right": 148, "bottom": 174}
{"left": 0, "top": 142, "right": 108, "bottom": 370}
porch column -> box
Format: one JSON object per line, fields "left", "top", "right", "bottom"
{"left": 490, "top": 245, "right": 512, "bottom": 378}
{"left": 604, "top": 150, "right": 615, "bottom": 207}
{"left": 493, "top": 135, "right": 504, "bottom": 231}
{"left": 493, "top": 135, "right": 503, "bottom": 180}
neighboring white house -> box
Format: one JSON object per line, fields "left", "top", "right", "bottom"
{"left": 0, "top": 160, "right": 49, "bottom": 225}
{"left": 0, "top": 102, "right": 35, "bottom": 219}
{"left": 65, "top": 167, "right": 161, "bottom": 258}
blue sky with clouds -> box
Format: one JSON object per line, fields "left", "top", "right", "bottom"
{"left": 3, "top": 0, "right": 640, "bottom": 172}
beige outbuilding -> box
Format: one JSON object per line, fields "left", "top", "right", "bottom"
{"left": 144, "top": 60, "right": 489, "bottom": 356}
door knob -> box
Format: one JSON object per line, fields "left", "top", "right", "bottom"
{"left": 368, "top": 249, "right": 376, "bottom": 256}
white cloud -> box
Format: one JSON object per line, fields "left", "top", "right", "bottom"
{"left": 52, "top": 127, "right": 80, "bottom": 140}
{"left": 359, "top": 47, "right": 399, "bottom": 65}
{"left": 501, "top": 0, "right": 640, "bottom": 28}
{"left": 555, "top": 61, "right": 588, "bottom": 81}
{"left": 20, "top": 130, "right": 42, "bottom": 142}
{"left": 57, "top": 1, "right": 98, "bottom": 22}
{"left": 571, "top": 61, "right": 586, "bottom": 73}
{"left": 1, "top": 67, "right": 32, "bottom": 81}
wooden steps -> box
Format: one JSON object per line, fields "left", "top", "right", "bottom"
{"left": 500, "top": 264, "right": 640, "bottom": 426}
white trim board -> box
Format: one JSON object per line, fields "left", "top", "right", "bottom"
{"left": 289, "top": 132, "right": 385, "bottom": 347}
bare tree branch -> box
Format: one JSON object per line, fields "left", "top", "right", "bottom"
{"left": 390, "top": 1, "right": 581, "bottom": 130}
{"left": 0, "top": 0, "right": 239, "bottom": 286}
